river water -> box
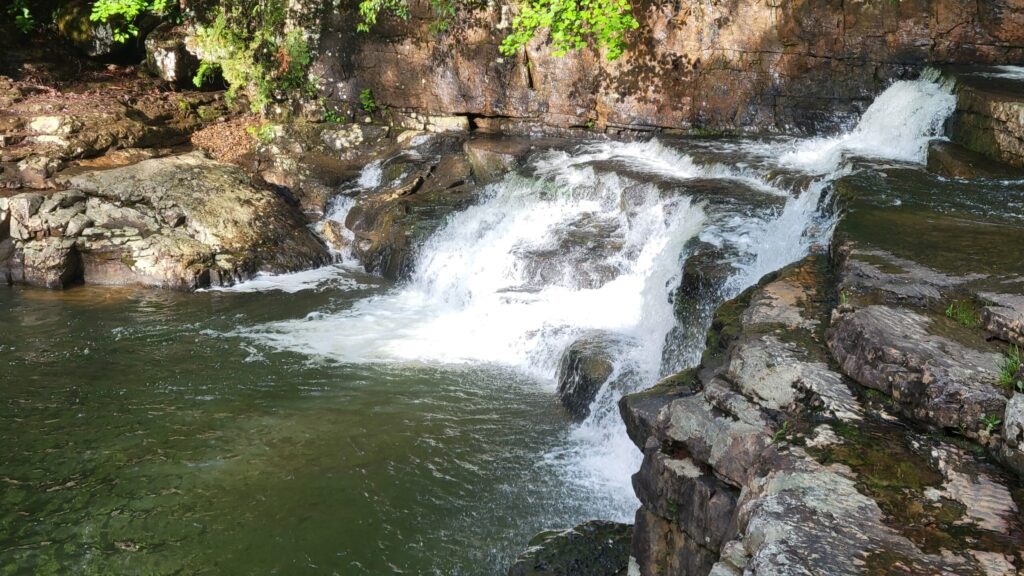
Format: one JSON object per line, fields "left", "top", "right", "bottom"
{"left": 1, "top": 77, "right": 957, "bottom": 574}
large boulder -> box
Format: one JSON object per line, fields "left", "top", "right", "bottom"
{"left": 508, "top": 521, "right": 632, "bottom": 576}
{"left": 0, "top": 152, "right": 330, "bottom": 289}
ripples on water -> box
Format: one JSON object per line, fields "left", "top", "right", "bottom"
{"left": 2, "top": 77, "right": 993, "bottom": 574}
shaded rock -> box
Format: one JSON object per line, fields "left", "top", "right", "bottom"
{"left": 345, "top": 152, "right": 479, "bottom": 280}
{"left": 556, "top": 334, "right": 618, "bottom": 420}
{"left": 633, "top": 508, "right": 718, "bottom": 576}
{"left": 145, "top": 23, "right": 200, "bottom": 87}
{"left": 418, "top": 154, "right": 473, "bottom": 195}
{"left": 946, "top": 67, "right": 1024, "bottom": 168}
{"left": 464, "top": 138, "right": 532, "bottom": 183}
{"left": 508, "top": 521, "right": 632, "bottom": 576}
{"left": 17, "top": 155, "right": 62, "bottom": 189}
{"left": 9, "top": 237, "right": 80, "bottom": 288}
{"left": 632, "top": 441, "right": 738, "bottom": 553}
{"left": 54, "top": 0, "right": 120, "bottom": 57}
{"left": 1002, "top": 393, "right": 1024, "bottom": 476}
{"left": 927, "top": 140, "right": 1021, "bottom": 179}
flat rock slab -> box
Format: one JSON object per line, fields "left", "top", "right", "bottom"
{"left": 829, "top": 305, "right": 1006, "bottom": 435}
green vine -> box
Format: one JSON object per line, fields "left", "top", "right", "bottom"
{"left": 500, "top": 0, "right": 638, "bottom": 60}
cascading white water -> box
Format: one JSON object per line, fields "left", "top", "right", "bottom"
{"left": 775, "top": 74, "right": 957, "bottom": 174}
{"left": 238, "top": 75, "right": 958, "bottom": 522}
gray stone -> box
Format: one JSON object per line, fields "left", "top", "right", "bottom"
{"left": 828, "top": 305, "right": 1006, "bottom": 435}
{"left": 13, "top": 237, "right": 80, "bottom": 288}
{"left": 145, "top": 23, "right": 200, "bottom": 86}
{"left": 980, "top": 292, "right": 1024, "bottom": 346}
{"left": 508, "top": 520, "right": 632, "bottom": 576}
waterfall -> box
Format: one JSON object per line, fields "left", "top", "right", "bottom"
{"left": 238, "top": 75, "right": 957, "bottom": 522}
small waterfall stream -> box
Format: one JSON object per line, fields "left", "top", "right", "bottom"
{"left": 237, "top": 76, "right": 957, "bottom": 525}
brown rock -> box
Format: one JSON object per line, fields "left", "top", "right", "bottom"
{"left": 926, "top": 140, "right": 1022, "bottom": 179}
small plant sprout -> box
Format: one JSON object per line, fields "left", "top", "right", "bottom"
{"left": 944, "top": 300, "right": 978, "bottom": 329}
{"left": 770, "top": 421, "right": 790, "bottom": 445}
{"left": 980, "top": 414, "right": 1002, "bottom": 434}
{"left": 323, "top": 109, "right": 346, "bottom": 123}
{"left": 839, "top": 291, "right": 850, "bottom": 306}
{"left": 359, "top": 88, "right": 377, "bottom": 114}
{"left": 998, "top": 345, "right": 1022, "bottom": 391}
{"left": 246, "top": 123, "right": 276, "bottom": 144}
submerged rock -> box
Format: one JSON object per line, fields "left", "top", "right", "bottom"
{"left": 345, "top": 142, "right": 482, "bottom": 280}
{"left": 556, "top": 334, "right": 619, "bottom": 420}
{"left": 464, "top": 138, "right": 532, "bottom": 184}
{"left": 508, "top": 521, "right": 632, "bottom": 576}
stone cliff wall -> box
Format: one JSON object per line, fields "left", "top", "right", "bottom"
{"left": 312, "top": 0, "right": 1024, "bottom": 134}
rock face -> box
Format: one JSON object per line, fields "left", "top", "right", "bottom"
{"left": 0, "top": 153, "right": 329, "bottom": 289}
{"left": 829, "top": 304, "right": 1006, "bottom": 434}
{"left": 507, "top": 521, "right": 632, "bottom": 576}
{"left": 314, "top": 0, "right": 1024, "bottom": 134}
{"left": 0, "top": 86, "right": 228, "bottom": 191}
{"left": 946, "top": 66, "right": 1024, "bottom": 167}
{"left": 620, "top": 256, "right": 1024, "bottom": 576}
{"left": 926, "top": 139, "right": 1021, "bottom": 179}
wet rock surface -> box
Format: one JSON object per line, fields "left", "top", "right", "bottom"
{"left": 927, "top": 140, "right": 1021, "bottom": 179}
{"left": 946, "top": 66, "right": 1024, "bottom": 168}
{"left": 507, "top": 521, "right": 632, "bottom": 576}
{"left": 343, "top": 136, "right": 481, "bottom": 280}
{"left": 556, "top": 333, "right": 620, "bottom": 420}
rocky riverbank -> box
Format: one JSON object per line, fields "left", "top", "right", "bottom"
{"left": 5, "top": 16, "right": 1024, "bottom": 576}
{"left": 510, "top": 76, "right": 1024, "bottom": 574}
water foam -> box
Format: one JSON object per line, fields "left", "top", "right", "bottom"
{"left": 206, "top": 265, "right": 365, "bottom": 294}
{"left": 245, "top": 169, "right": 707, "bottom": 382}
{"left": 239, "top": 75, "right": 957, "bottom": 523}
{"left": 776, "top": 75, "right": 956, "bottom": 174}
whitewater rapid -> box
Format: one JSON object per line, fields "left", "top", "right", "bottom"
{"left": 233, "top": 76, "right": 957, "bottom": 520}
